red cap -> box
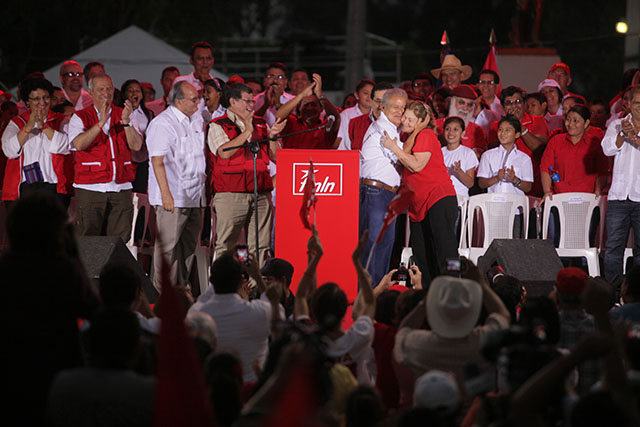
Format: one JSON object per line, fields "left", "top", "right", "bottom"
{"left": 226, "top": 74, "right": 245, "bottom": 84}
{"left": 549, "top": 62, "right": 571, "bottom": 77}
{"left": 555, "top": 267, "right": 587, "bottom": 294}
{"left": 451, "top": 84, "right": 477, "bottom": 100}
{"left": 140, "top": 82, "right": 154, "bottom": 90}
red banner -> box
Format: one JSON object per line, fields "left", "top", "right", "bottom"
{"left": 276, "top": 149, "right": 360, "bottom": 302}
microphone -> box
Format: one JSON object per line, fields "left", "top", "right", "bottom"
{"left": 325, "top": 115, "right": 336, "bottom": 131}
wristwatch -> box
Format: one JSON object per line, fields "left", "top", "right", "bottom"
{"left": 514, "top": 178, "right": 522, "bottom": 187}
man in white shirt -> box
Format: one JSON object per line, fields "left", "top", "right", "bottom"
{"left": 359, "top": 88, "right": 407, "bottom": 285}
{"left": 336, "top": 78, "right": 375, "bottom": 150}
{"left": 69, "top": 75, "right": 143, "bottom": 243}
{"left": 59, "top": 60, "right": 92, "bottom": 111}
{"left": 189, "top": 253, "right": 284, "bottom": 383}
{"left": 146, "top": 81, "right": 206, "bottom": 291}
{"left": 602, "top": 86, "right": 640, "bottom": 282}
{"left": 253, "top": 62, "right": 295, "bottom": 126}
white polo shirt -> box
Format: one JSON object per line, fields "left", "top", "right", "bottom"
{"left": 477, "top": 144, "right": 533, "bottom": 195}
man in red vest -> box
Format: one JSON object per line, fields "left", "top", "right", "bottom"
{"left": 69, "top": 74, "right": 143, "bottom": 243}
{"left": 207, "top": 83, "right": 286, "bottom": 265}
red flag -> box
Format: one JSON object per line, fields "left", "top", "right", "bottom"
{"left": 153, "top": 234, "right": 216, "bottom": 427}
{"left": 299, "top": 159, "right": 317, "bottom": 230}
{"left": 375, "top": 184, "right": 413, "bottom": 244}
{"left": 483, "top": 45, "right": 502, "bottom": 95}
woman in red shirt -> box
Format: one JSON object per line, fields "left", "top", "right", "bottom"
{"left": 382, "top": 101, "right": 458, "bottom": 287}
{"left": 540, "top": 104, "right": 608, "bottom": 202}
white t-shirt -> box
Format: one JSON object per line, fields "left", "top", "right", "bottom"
{"left": 327, "top": 315, "right": 376, "bottom": 385}
{"left": 146, "top": 106, "right": 206, "bottom": 208}
{"left": 477, "top": 145, "right": 533, "bottom": 195}
{"left": 442, "top": 144, "right": 479, "bottom": 198}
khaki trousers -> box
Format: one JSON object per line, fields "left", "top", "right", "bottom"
{"left": 212, "top": 192, "right": 273, "bottom": 266}
{"left": 153, "top": 206, "right": 202, "bottom": 291}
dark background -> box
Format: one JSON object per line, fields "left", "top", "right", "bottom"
{"left": 0, "top": 0, "right": 628, "bottom": 100}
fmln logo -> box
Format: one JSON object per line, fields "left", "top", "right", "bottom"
{"left": 293, "top": 163, "right": 343, "bottom": 196}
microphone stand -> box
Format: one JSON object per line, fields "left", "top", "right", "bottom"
{"left": 222, "top": 120, "right": 333, "bottom": 263}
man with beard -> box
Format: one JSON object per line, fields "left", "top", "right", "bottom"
{"left": 435, "top": 84, "right": 487, "bottom": 157}
{"left": 59, "top": 60, "right": 92, "bottom": 110}
{"left": 275, "top": 73, "right": 340, "bottom": 149}
{"left": 359, "top": 88, "right": 408, "bottom": 285}
{"left": 487, "top": 86, "right": 549, "bottom": 196}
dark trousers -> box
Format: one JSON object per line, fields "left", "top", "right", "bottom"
{"left": 75, "top": 188, "right": 133, "bottom": 243}
{"left": 410, "top": 195, "right": 459, "bottom": 289}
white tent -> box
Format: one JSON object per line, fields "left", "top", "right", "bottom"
{"left": 28, "top": 25, "right": 227, "bottom": 95}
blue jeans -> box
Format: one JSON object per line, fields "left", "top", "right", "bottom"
{"left": 604, "top": 199, "right": 640, "bottom": 281}
{"left": 359, "top": 184, "right": 397, "bottom": 287}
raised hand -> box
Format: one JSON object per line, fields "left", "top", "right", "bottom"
{"left": 268, "top": 117, "right": 286, "bottom": 138}
{"left": 122, "top": 99, "right": 134, "bottom": 123}
{"left": 311, "top": 73, "right": 323, "bottom": 98}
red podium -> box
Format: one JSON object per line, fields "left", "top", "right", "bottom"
{"left": 275, "top": 149, "right": 360, "bottom": 302}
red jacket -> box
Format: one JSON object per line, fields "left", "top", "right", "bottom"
{"left": 211, "top": 114, "right": 273, "bottom": 193}
{"left": 73, "top": 105, "right": 136, "bottom": 185}
{"left": 2, "top": 111, "right": 73, "bottom": 201}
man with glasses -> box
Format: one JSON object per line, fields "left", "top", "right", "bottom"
{"left": 473, "top": 69, "right": 504, "bottom": 135}
{"left": 487, "top": 85, "right": 549, "bottom": 196}
{"left": 207, "top": 83, "right": 286, "bottom": 265}
{"left": 59, "top": 60, "right": 92, "bottom": 110}
{"left": 147, "top": 81, "right": 207, "bottom": 291}
{"left": 254, "top": 62, "right": 295, "bottom": 126}
{"left": 68, "top": 74, "right": 143, "bottom": 242}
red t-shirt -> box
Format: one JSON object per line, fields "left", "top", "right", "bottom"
{"left": 436, "top": 118, "right": 487, "bottom": 152}
{"left": 403, "top": 129, "right": 456, "bottom": 222}
{"left": 540, "top": 127, "right": 607, "bottom": 194}
{"left": 488, "top": 113, "right": 550, "bottom": 196}
{"left": 281, "top": 115, "right": 336, "bottom": 149}
{"left": 348, "top": 114, "right": 373, "bottom": 151}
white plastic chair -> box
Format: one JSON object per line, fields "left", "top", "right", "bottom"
{"left": 541, "top": 192, "right": 600, "bottom": 276}
{"left": 463, "top": 193, "right": 529, "bottom": 264}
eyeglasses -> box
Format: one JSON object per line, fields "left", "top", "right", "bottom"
{"left": 504, "top": 98, "right": 523, "bottom": 106}
{"left": 240, "top": 98, "right": 256, "bottom": 105}
{"left": 373, "top": 98, "right": 383, "bottom": 105}
{"left": 412, "top": 82, "right": 431, "bottom": 88}
{"left": 29, "top": 95, "right": 50, "bottom": 102}
{"left": 265, "top": 74, "right": 286, "bottom": 80}
{"left": 478, "top": 80, "right": 496, "bottom": 85}
{"left": 61, "top": 72, "right": 83, "bottom": 78}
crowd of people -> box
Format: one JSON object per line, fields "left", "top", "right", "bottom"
{"left": 2, "top": 39, "right": 640, "bottom": 426}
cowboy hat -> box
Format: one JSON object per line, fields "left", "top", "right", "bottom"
{"left": 431, "top": 54, "right": 473, "bottom": 82}
{"left": 426, "top": 276, "right": 482, "bottom": 338}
